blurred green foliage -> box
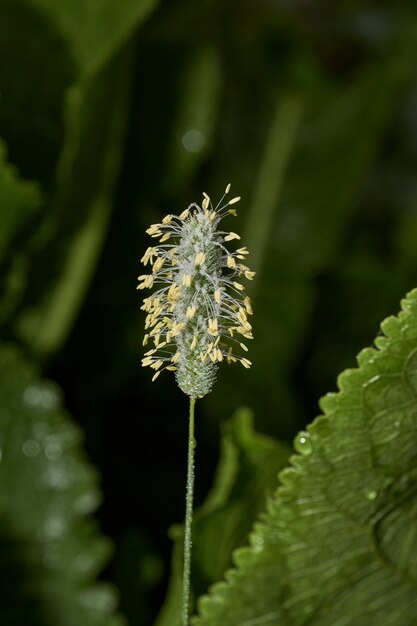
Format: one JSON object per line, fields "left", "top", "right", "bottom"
{"left": 1, "top": 0, "right": 417, "bottom": 624}
{"left": 0, "top": 344, "right": 124, "bottom": 625}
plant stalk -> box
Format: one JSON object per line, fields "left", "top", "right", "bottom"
{"left": 182, "top": 396, "right": 196, "bottom": 626}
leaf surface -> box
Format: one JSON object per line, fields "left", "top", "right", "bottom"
{"left": 195, "top": 289, "right": 417, "bottom": 626}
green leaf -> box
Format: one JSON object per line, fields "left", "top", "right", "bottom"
{"left": 16, "top": 47, "right": 132, "bottom": 355}
{"left": 0, "top": 141, "right": 42, "bottom": 262}
{"left": 154, "top": 408, "right": 291, "bottom": 626}
{"left": 21, "top": 0, "right": 157, "bottom": 77}
{"left": 0, "top": 343, "right": 125, "bottom": 626}
{"left": 12, "top": 0, "right": 157, "bottom": 355}
{"left": 195, "top": 288, "right": 417, "bottom": 626}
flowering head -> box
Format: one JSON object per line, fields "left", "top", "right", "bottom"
{"left": 138, "top": 184, "right": 254, "bottom": 398}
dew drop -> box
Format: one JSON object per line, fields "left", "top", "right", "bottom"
{"left": 366, "top": 490, "right": 377, "bottom": 501}
{"left": 294, "top": 431, "right": 313, "bottom": 456}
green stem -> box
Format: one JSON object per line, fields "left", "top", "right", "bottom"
{"left": 182, "top": 396, "right": 196, "bottom": 626}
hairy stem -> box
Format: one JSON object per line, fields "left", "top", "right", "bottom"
{"left": 182, "top": 396, "right": 196, "bottom": 626}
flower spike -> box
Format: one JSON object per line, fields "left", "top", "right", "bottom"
{"left": 139, "top": 184, "right": 254, "bottom": 398}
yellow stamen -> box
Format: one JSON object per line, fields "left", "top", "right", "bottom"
{"left": 146, "top": 224, "right": 161, "bottom": 237}
{"left": 152, "top": 257, "right": 164, "bottom": 273}
{"left": 195, "top": 252, "right": 206, "bottom": 266}
{"left": 238, "top": 308, "right": 248, "bottom": 323}
{"left": 168, "top": 284, "right": 181, "bottom": 301}
{"left": 171, "top": 322, "right": 185, "bottom": 336}
{"left": 141, "top": 247, "right": 158, "bottom": 265}
{"left": 137, "top": 275, "right": 154, "bottom": 290}
{"left": 224, "top": 232, "right": 241, "bottom": 242}
{"left": 244, "top": 296, "right": 253, "bottom": 314}
{"left": 179, "top": 208, "right": 189, "bottom": 220}
{"left": 207, "top": 318, "right": 218, "bottom": 336}
{"left": 171, "top": 352, "right": 181, "bottom": 364}
{"left": 186, "top": 306, "right": 196, "bottom": 319}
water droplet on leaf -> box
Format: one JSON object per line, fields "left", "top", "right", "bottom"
{"left": 294, "top": 431, "right": 313, "bottom": 456}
